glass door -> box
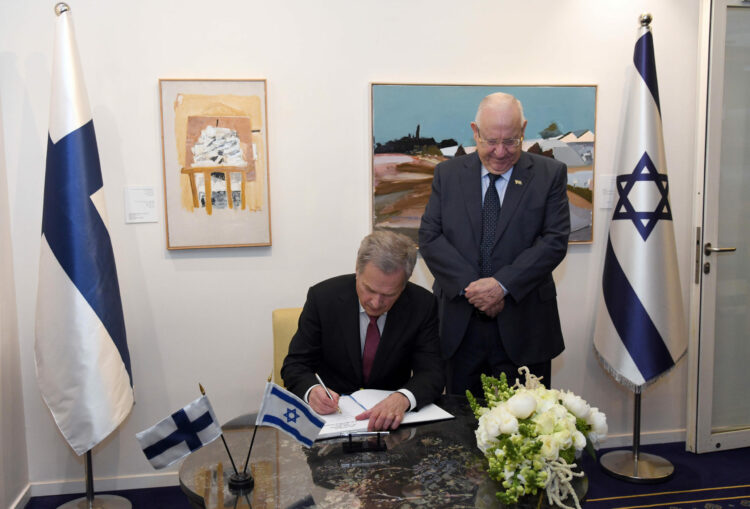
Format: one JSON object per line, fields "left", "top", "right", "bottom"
{"left": 693, "top": 0, "right": 750, "bottom": 453}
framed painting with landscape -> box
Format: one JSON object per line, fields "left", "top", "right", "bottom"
{"left": 160, "top": 79, "right": 271, "bottom": 249}
{"left": 371, "top": 83, "right": 596, "bottom": 243}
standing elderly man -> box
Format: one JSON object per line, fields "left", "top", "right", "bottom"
{"left": 418, "top": 92, "right": 570, "bottom": 395}
{"left": 281, "top": 230, "right": 444, "bottom": 431}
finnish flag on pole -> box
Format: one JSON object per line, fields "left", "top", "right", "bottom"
{"left": 256, "top": 382, "right": 324, "bottom": 447}
{"left": 593, "top": 20, "right": 687, "bottom": 392}
{"left": 136, "top": 396, "right": 222, "bottom": 469}
{"left": 34, "top": 4, "right": 134, "bottom": 455}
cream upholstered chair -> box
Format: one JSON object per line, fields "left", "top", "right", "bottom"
{"left": 272, "top": 307, "right": 303, "bottom": 387}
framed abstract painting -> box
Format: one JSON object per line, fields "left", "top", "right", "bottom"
{"left": 160, "top": 79, "right": 271, "bottom": 249}
{"left": 371, "top": 83, "right": 596, "bottom": 243}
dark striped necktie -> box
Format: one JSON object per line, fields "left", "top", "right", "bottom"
{"left": 480, "top": 173, "right": 501, "bottom": 278}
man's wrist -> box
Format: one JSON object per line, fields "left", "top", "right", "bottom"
{"left": 494, "top": 278, "right": 509, "bottom": 296}
{"left": 303, "top": 384, "right": 320, "bottom": 403}
{"left": 397, "top": 388, "right": 416, "bottom": 411}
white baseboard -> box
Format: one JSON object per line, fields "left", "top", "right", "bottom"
{"left": 602, "top": 429, "right": 686, "bottom": 448}
{"left": 9, "top": 484, "right": 31, "bottom": 509}
{"left": 29, "top": 471, "right": 179, "bottom": 497}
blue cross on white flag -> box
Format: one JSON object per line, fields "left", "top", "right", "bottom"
{"left": 593, "top": 20, "right": 687, "bottom": 392}
{"left": 34, "top": 3, "right": 133, "bottom": 455}
{"left": 136, "top": 395, "right": 222, "bottom": 469}
{"left": 256, "top": 382, "right": 324, "bottom": 447}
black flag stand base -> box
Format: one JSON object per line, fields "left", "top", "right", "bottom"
{"left": 599, "top": 392, "right": 675, "bottom": 483}
{"left": 58, "top": 451, "right": 131, "bottom": 509}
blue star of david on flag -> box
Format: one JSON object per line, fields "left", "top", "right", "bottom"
{"left": 284, "top": 408, "right": 299, "bottom": 423}
{"left": 136, "top": 395, "right": 222, "bottom": 469}
{"left": 256, "top": 382, "right": 324, "bottom": 447}
{"left": 612, "top": 152, "right": 672, "bottom": 241}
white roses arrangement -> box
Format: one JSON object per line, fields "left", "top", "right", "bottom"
{"left": 467, "top": 368, "right": 608, "bottom": 509}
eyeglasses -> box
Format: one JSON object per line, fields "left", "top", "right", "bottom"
{"left": 476, "top": 129, "right": 523, "bottom": 149}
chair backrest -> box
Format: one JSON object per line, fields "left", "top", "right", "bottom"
{"left": 272, "top": 307, "right": 303, "bottom": 386}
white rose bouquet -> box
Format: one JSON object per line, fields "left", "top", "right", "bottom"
{"left": 467, "top": 368, "right": 608, "bottom": 509}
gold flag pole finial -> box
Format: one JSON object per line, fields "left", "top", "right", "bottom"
{"left": 199, "top": 383, "right": 206, "bottom": 396}
{"left": 55, "top": 3, "right": 70, "bottom": 16}
{"left": 267, "top": 371, "right": 272, "bottom": 383}
{"left": 640, "top": 13, "right": 652, "bottom": 28}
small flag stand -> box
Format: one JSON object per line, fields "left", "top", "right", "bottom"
{"left": 599, "top": 392, "right": 674, "bottom": 482}
{"left": 58, "top": 451, "right": 131, "bottom": 509}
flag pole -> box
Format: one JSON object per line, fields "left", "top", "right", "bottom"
{"left": 240, "top": 373, "right": 271, "bottom": 476}
{"left": 199, "top": 384, "right": 240, "bottom": 476}
{"left": 594, "top": 11, "right": 684, "bottom": 485}
{"left": 43, "top": 4, "right": 135, "bottom": 506}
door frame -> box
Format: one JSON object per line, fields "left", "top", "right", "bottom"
{"left": 687, "top": 0, "right": 750, "bottom": 453}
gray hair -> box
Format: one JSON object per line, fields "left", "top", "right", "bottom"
{"left": 474, "top": 92, "right": 526, "bottom": 128}
{"left": 356, "top": 230, "right": 417, "bottom": 279}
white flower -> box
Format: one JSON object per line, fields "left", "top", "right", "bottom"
{"left": 561, "top": 390, "right": 591, "bottom": 419}
{"left": 553, "top": 429, "right": 573, "bottom": 450}
{"left": 533, "top": 408, "right": 557, "bottom": 435}
{"left": 506, "top": 391, "right": 537, "bottom": 419}
{"left": 540, "top": 434, "right": 560, "bottom": 460}
{"left": 572, "top": 430, "right": 587, "bottom": 450}
{"left": 586, "top": 407, "right": 608, "bottom": 442}
{"left": 476, "top": 405, "right": 519, "bottom": 452}
{"left": 495, "top": 405, "right": 520, "bottom": 434}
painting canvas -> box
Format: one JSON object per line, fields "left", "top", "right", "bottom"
{"left": 160, "top": 79, "right": 270, "bottom": 249}
{"left": 372, "top": 84, "right": 596, "bottom": 243}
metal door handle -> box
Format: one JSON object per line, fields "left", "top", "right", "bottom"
{"left": 704, "top": 242, "right": 737, "bottom": 256}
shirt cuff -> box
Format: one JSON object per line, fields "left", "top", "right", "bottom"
{"left": 397, "top": 388, "right": 416, "bottom": 411}
{"left": 304, "top": 384, "right": 319, "bottom": 403}
{"left": 495, "top": 278, "right": 509, "bottom": 296}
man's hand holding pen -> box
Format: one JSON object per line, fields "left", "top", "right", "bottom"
{"left": 309, "top": 385, "right": 340, "bottom": 414}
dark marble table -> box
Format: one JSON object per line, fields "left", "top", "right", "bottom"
{"left": 179, "top": 395, "right": 587, "bottom": 508}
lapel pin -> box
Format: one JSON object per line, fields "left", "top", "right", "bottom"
{"left": 514, "top": 179, "right": 523, "bottom": 185}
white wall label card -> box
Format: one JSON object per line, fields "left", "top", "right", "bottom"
{"left": 125, "top": 186, "right": 158, "bottom": 223}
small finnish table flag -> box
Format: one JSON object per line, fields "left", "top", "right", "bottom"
{"left": 136, "top": 395, "right": 222, "bottom": 469}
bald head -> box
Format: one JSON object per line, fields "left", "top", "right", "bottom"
{"left": 474, "top": 92, "right": 526, "bottom": 129}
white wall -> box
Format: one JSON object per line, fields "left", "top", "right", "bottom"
{"left": 1, "top": 0, "right": 701, "bottom": 494}
{"left": 0, "top": 88, "right": 30, "bottom": 506}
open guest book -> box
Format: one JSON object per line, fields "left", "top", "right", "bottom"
{"left": 317, "top": 389, "right": 454, "bottom": 440}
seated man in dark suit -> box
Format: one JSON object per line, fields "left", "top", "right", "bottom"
{"left": 281, "top": 230, "right": 444, "bottom": 431}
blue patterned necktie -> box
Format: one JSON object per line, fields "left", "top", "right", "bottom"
{"left": 480, "top": 173, "right": 501, "bottom": 278}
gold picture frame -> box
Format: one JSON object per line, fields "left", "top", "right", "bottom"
{"left": 159, "top": 79, "right": 271, "bottom": 249}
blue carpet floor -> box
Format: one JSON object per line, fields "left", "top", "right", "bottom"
{"left": 24, "top": 442, "right": 750, "bottom": 508}
{"left": 24, "top": 486, "right": 191, "bottom": 509}
{"left": 581, "top": 442, "right": 750, "bottom": 509}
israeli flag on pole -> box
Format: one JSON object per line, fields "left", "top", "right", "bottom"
{"left": 256, "top": 382, "right": 324, "bottom": 447}
{"left": 34, "top": 4, "right": 133, "bottom": 455}
{"left": 136, "top": 395, "right": 222, "bottom": 469}
{"left": 593, "top": 21, "right": 687, "bottom": 392}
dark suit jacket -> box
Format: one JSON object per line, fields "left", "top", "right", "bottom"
{"left": 280, "top": 274, "right": 445, "bottom": 410}
{"left": 418, "top": 151, "right": 570, "bottom": 365}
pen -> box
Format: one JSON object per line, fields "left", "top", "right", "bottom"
{"left": 315, "top": 373, "right": 341, "bottom": 413}
{"left": 347, "top": 431, "right": 389, "bottom": 436}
